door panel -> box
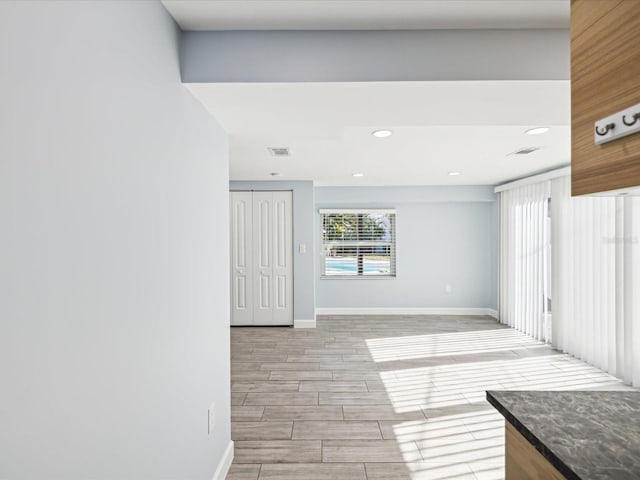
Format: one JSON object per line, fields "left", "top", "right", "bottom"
{"left": 272, "top": 192, "right": 293, "bottom": 325}
{"left": 230, "top": 192, "right": 253, "bottom": 325}
{"left": 276, "top": 275, "right": 287, "bottom": 309}
{"left": 236, "top": 277, "right": 247, "bottom": 309}
{"left": 257, "top": 199, "right": 271, "bottom": 269}
{"left": 253, "top": 192, "right": 274, "bottom": 324}
{"left": 275, "top": 200, "right": 287, "bottom": 268}
{"left": 260, "top": 276, "right": 271, "bottom": 308}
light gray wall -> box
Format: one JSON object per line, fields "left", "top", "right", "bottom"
{"left": 181, "top": 29, "right": 569, "bottom": 82}
{"left": 316, "top": 186, "right": 497, "bottom": 310}
{"left": 231, "top": 181, "right": 316, "bottom": 321}
{"left": 0, "top": 2, "right": 230, "bottom": 479}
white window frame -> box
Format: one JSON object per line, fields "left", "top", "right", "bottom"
{"left": 320, "top": 208, "right": 397, "bottom": 279}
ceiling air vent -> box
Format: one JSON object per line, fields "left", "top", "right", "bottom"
{"left": 268, "top": 147, "right": 290, "bottom": 157}
{"left": 510, "top": 146, "right": 542, "bottom": 156}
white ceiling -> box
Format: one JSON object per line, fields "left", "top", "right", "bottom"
{"left": 162, "top": 0, "right": 569, "bottom": 31}
{"left": 187, "top": 81, "right": 570, "bottom": 186}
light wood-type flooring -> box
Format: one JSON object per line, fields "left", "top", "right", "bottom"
{"left": 227, "top": 315, "right": 633, "bottom": 480}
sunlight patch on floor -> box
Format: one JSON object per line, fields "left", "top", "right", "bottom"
{"left": 378, "top": 353, "right": 627, "bottom": 414}
{"left": 365, "top": 328, "right": 543, "bottom": 362}
{"left": 388, "top": 413, "right": 504, "bottom": 480}
{"left": 366, "top": 328, "right": 632, "bottom": 479}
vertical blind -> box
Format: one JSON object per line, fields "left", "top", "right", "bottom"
{"left": 550, "top": 175, "right": 640, "bottom": 387}
{"left": 499, "top": 173, "right": 640, "bottom": 387}
{"left": 320, "top": 209, "right": 396, "bottom": 277}
{"left": 499, "top": 181, "right": 552, "bottom": 342}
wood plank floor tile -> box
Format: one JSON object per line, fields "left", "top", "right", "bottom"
{"left": 232, "top": 421, "right": 293, "bottom": 441}
{"left": 225, "top": 464, "right": 261, "bottom": 480}
{"left": 231, "top": 372, "right": 272, "bottom": 381}
{"left": 232, "top": 382, "right": 300, "bottom": 393}
{"left": 269, "top": 371, "right": 333, "bottom": 381}
{"left": 416, "top": 435, "right": 504, "bottom": 464}
{"left": 232, "top": 392, "right": 247, "bottom": 406}
{"left": 234, "top": 440, "right": 322, "bottom": 464}
{"left": 331, "top": 372, "right": 384, "bottom": 382}
{"left": 232, "top": 406, "right": 265, "bottom": 422}
{"left": 271, "top": 346, "right": 312, "bottom": 354}
{"left": 421, "top": 402, "right": 494, "bottom": 420}
{"left": 286, "top": 355, "right": 341, "bottom": 363}
{"left": 292, "top": 421, "right": 382, "bottom": 440}
{"left": 341, "top": 355, "right": 374, "bottom": 362}
{"left": 233, "top": 362, "right": 266, "bottom": 372}
{"left": 298, "top": 381, "right": 368, "bottom": 392}
{"left": 364, "top": 463, "right": 412, "bottom": 480}
{"left": 258, "top": 463, "right": 366, "bottom": 480}
{"left": 467, "top": 462, "right": 505, "bottom": 480}
{"left": 262, "top": 406, "right": 343, "bottom": 421}
{"left": 319, "top": 392, "right": 391, "bottom": 405}
{"left": 378, "top": 419, "right": 471, "bottom": 441}
{"left": 317, "top": 362, "right": 374, "bottom": 371}
{"left": 342, "top": 405, "right": 425, "bottom": 421}
{"left": 232, "top": 353, "right": 289, "bottom": 362}
{"left": 260, "top": 362, "right": 320, "bottom": 371}
{"left": 322, "top": 440, "right": 422, "bottom": 463}
{"left": 365, "top": 380, "right": 387, "bottom": 391}
{"left": 364, "top": 462, "right": 476, "bottom": 480}
{"left": 305, "top": 349, "right": 357, "bottom": 355}
{"left": 244, "top": 392, "right": 318, "bottom": 406}
{"left": 248, "top": 346, "right": 301, "bottom": 354}
{"left": 323, "top": 343, "right": 365, "bottom": 349}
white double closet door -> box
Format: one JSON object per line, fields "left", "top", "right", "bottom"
{"left": 230, "top": 191, "right": 293, "bottom": 326}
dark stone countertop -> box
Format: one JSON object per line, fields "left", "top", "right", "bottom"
{"left": 487, "top": 390, "right": 640, "bottom": 480}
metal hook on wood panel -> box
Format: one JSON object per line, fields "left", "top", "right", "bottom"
{"left": 595, "top": 123, "right": 615, "bottom": 136}
{"left": 622, "top": 113, "right": 640, "bottom": 127}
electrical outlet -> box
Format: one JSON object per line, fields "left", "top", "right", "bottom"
{"left": 445, "top": 284, "right": 452, "bottom": 294}
{"left": 208, "top": 402, "right": 215, "bottom": 435}
{"left": 299, "top": 243, "right": 307, "bottom": 254}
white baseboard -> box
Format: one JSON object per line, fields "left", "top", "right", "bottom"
{"left": 294, "top": 318, "right": 316, "bottom": 328}
{"left": 212, "top": 440, "right": 234, "bottom": 480}
{"left": 315, "top": 307, "right": 498, "bottom": 317}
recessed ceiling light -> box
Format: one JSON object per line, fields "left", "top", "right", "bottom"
{"left": 269, "top": 172, "right": 282, "bottom": 177}
{"left": 525, "top": 127, "right": 550, "bottom": 136}
{"left": 372, "top": 129, "right": 393, "bottom": 138}
{"left": 352, "top": 173, "right": 364, "bottom": 177}
{"left": 448, "top": 171, "right": 461, "bottom": 176}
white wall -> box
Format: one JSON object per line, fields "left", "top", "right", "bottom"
{"left": 316, "top": 186, "right": 497, "bottom": 311}
{"left": 0, "top": 2, "right": 230, "bottom": 479}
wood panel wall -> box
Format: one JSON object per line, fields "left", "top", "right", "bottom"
{"left": 571, "top": 0, "right": 640, "bottom": 195}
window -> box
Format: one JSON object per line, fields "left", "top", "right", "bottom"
{"left": 320, "top": 209, "right": 396, "bottom": 277}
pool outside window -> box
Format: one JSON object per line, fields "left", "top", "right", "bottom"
{"left": 320, "top": 209, "right": 396, "bottom": 278}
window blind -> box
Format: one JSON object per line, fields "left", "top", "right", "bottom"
{"left": 499, "top": 173, "right": 640, "bottom": 387}
{"left": 320, "top": 209, "right": 396, "bottom": 277}
{"left": 551, "top": 175, "right": 640, "bottom": 387}
{"left": 499, "top": 181, "right": 552, "bottom": 341}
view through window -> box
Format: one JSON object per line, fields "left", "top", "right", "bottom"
{"left": 320, "top": 209, "right": 396, "bottom": 277}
